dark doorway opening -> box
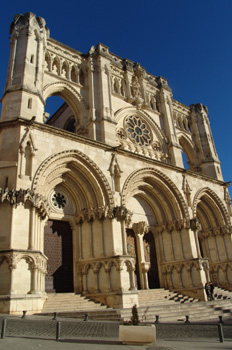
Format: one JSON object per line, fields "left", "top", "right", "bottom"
{"left": 44, "top": 220, "right": 73, "bottom": 293}
{"left": 143, "top": 232, "right": 160, "bottom": 289}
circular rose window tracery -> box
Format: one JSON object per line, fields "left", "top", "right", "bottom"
{"left": 51, "top": 192, "right": 66, "bottom": 209}
{"left": 49, "top": 188, "right": 73, "bottom": 214}
{"left": 125, "top": 116, "right": 151, "bottom": 146}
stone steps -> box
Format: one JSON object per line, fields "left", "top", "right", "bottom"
{"left": 213, "top": 287, "right": 232, "bottom": 300}
{"left": 122, "top": 288, "right": 232, "bottom": 323}
{"left": 138, "top": 289, "right": 199, "bottom": 307}
{"left": 38, "top": 288, "right": 232, "bottom": 323}
{"left": 40, "top": 293, "right": 108, "bottom": 313}
{"left": 120, "top": 304, "right": 231, "bottom": 323}
{"left": 38, "top": 293, "right": 121, "bottom": 321}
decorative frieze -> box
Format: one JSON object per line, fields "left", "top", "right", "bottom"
{"left": 0, "top": 188, "right": 50, "bottom": 218}
{"left": 76, "top": 205, "right": 132, "bottom": 223}
{"left": 153, "top": 219, "right": 191, "bottom": 235}
{"left": 199, "top": 224, "right": 232, "bottom": 238}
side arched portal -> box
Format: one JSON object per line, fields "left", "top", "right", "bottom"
{"left": 122, "top": 168, "right": 192, "bottom": 291}
{"left": 194, "top": 188, "right": 232, "bottom": 288}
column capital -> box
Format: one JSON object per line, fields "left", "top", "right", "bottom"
{"left": 132, "top": 221, "right": 149, "bottom": 235}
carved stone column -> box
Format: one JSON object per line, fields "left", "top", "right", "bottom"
{"left": 114, "top": 206, "right": 132, "bottom": 256}
{"left": 29, "top": 266, "right": 38, "bottom": 294}
{"left": 120, "top": 220, "right": 127, "bottom": 255}
{"left": 105, "top": 267, "right": 112, "bottom": 292}
{"left": 166, "top": 268, "right": 173, "bottom": 289}
{"left": 141, "top": 262, "right": 150, "bottom": 290}
{"left": 82, "top": 272, "right": 88, "bottom": 294}
{"left": 202, "top": 260, "right": 210, "bottom": 283}
{"left": 90, "top": 219, "right": 94, "bottom": 258}
{"left": 8, "top": 259, "right": 17, "bottom": 295}
{"left": 186, "top": 267, "right": 193, "bottom": 288}
{"left": 126, "top": 263, "right": 136, "bottom": 291}
{"left": 78, "top": 221, "right": 83, "bottom": 259}
{"left": 163, "top": 270, "right": 168, "bottom": 289}
{"left": 100, "top": 218, "right": 106, "bottom": 256}
{"left": 29, "top": 207, "right": 35, "bottom": 250}
{"left": 93, "top": 270, "right": 99, "bottom": 293}
{"left": 190, "top": 218, "right": 202, "bottom": 258}
{"left": 133, "top": 221, "right": 149, "bottom": 290}
{"left": 176, "top": 266, "right": 183, "bottom": 289}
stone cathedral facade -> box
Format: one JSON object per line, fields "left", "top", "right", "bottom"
{"left": 0, "top": 12, "right": 232, "bottom": 314}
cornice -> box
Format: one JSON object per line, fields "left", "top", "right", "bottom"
{"left": 48, "top": 38, "right": 84, "bottom": 58}
{"left": 172, "top": 99, "right": 190, "bottom": 114}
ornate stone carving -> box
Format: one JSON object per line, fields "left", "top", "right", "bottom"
{"left": 132, "top": 221, "right": 149, "bottom": 235}
{"left": 190, "top": 218, "right": 201, "bottom": 231}
{"left": 116, "top": 127, "right": 126, "bottom": 140}
{"left": 0, "top": 188, "right": 50, "bottom": 218}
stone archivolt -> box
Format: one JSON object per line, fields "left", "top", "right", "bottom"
{"left": 122, "top": 167, "right": 190, "bottom": 222}
{"left": 32, "top": 149, "right": 115, "bottom": 209}
{"left": 193, "top": 187, "right": 230, "bottom": 226}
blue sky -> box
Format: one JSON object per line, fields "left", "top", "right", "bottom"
{"left": 0, "top": 0, "right": 232, "bottom": 192}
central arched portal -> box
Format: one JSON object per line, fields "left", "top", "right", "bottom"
{"left": 44, "top": 220, "right": 74, "bottom": 293}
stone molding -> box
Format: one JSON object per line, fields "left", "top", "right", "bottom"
{"left": 0, "top": 250, "right": 47, "bottom": 273}
{"left": 161, "top": 258, "right": 209, "bottom": 274}
{"left": 79, "top": 255, "right": 135, "bottom": 274}
{"left": 210, "top": 261, "right": 232, "bottom": 273}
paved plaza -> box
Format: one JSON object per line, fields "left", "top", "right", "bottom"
{"left": 0, "top": 315, "right": 231, "bottom": 350}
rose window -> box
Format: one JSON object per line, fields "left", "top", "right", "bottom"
{"left": 125, "top": 116, "right": 151, "bottom": 146}
{"left": 51, "top": 192, "right": 67, "bottom": 209}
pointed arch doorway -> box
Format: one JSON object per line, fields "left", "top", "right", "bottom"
{"left": 44, "top": 220, "right": 74, "bottom": 293}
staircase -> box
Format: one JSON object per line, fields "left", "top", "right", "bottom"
{"left": 214, "top": 287, "right": 232, "bottom": 300}
{"left": 138, "top": 288, "right": 198, "bottom": 306}
{"left": 120, "top": 288, "right": 232, "bottom": 323}
{"left": 38, "top": 293, "right": 121, "bottom": 321}
{"left": 37, "top": 288, "right": 232, "bottom": 323}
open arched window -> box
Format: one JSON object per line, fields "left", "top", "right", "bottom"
{"left": 179, "top": 135, "right": 197, "bottom": 171}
